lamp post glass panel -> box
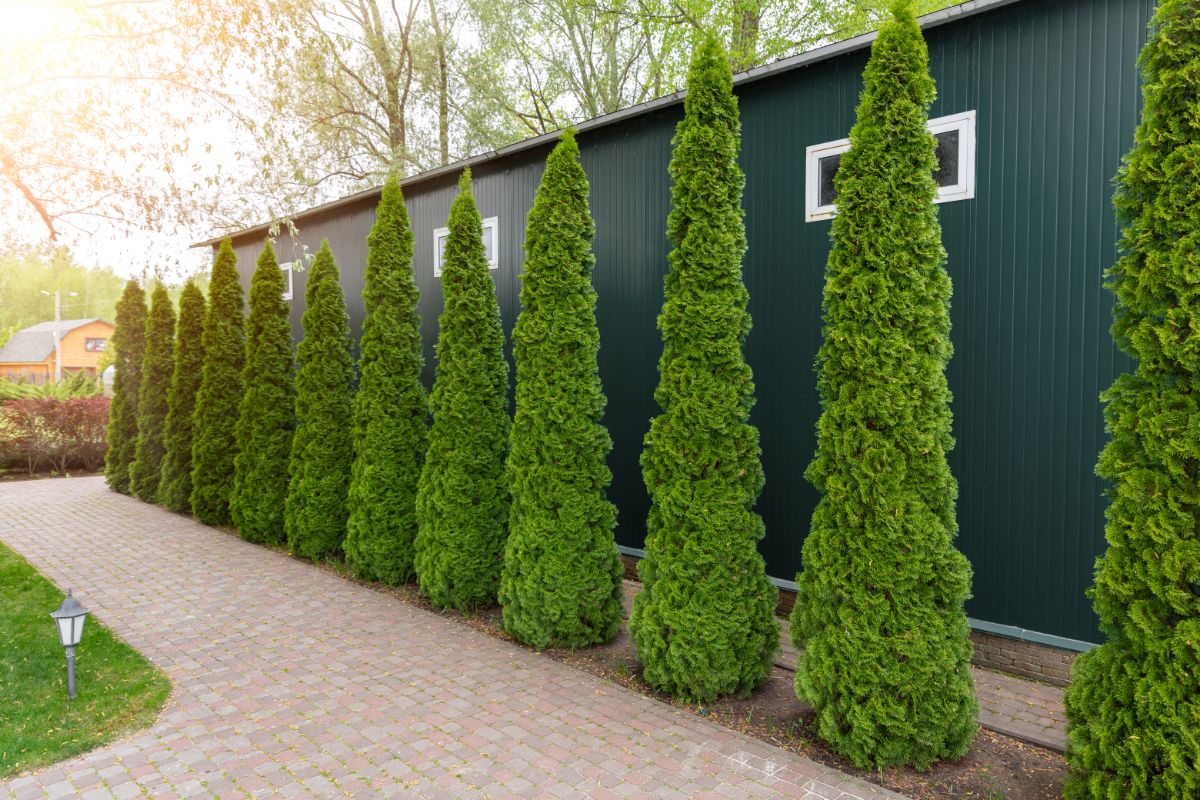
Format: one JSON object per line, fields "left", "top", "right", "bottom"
{"left": 50, "top": 589, "right": 88, "bottom": 699}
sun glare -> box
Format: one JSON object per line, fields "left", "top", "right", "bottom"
{"left": 1, "top": 0, "right": 70, "bottom": 50}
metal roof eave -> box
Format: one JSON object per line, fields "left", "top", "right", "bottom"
{"left": 193, "top": 0, "right": 1023, "bottom": 249}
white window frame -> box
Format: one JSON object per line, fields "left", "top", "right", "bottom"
{"left": 432, "top": 227, "right": 450, "bottom": 278}
{"left": 434, "top": 217, "right": 500, "bottom": 277}
{"left": 804, "top": 138, "right": 851, "bottom": 222}
{"left": 804, "top": 110, "right": 977, "bottom": 222}
{"left": 279, "top": 262, "right": 294, "bottom": 301}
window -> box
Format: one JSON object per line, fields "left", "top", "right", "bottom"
{"left": 805, "top": 110, "right": 977, "bottom": 222}
{"left": 84, "top": 337, "right": 107, "bottom": 352}
{"left": 280, "top": 262, "right": 294, "bottom": 301}
{"left": 434, "top": 217, "right": 500, "bottom": 277}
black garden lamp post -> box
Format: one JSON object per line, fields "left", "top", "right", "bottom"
{"left": 50, "top": 590, "right": 88, "bottom": 700}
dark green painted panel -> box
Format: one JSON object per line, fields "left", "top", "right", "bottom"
{"left": 222, "top": 0, "right": 1153, "bottom": 644}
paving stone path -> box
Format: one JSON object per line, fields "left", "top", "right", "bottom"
{"left": 0, "top": 477, "right": 901, "bottom": 800}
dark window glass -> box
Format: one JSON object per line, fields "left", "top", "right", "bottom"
{"left": 818, "top": 152, "right": 842, "bottom": 207}
{"left": 934, "top": 129, "right": 960, "bottom": 187}
{"left": 482, "top": 224, "right": 495, "bottom": 264}
{"left": 436, "top": 232, "right": 448, "bottom": 269}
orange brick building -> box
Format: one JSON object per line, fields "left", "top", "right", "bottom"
{"left": 0, "top": 319, "right": 115, "bottom": 385}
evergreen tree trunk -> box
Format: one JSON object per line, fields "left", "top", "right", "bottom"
{"left": 285, "top": 240, "right": 355, "bottom": 561}
{"left": 500, "top": 130, "right": 622, "bottom": 650}
{"left": 158, "top": 280, "right": 206, "bottom": 513}
{"left": 232, "top": 242, "right": 296, "bottom": 544}
{"left": 345, "top": 175, "right": 428, "bottom": 584}
{"left": 790, "top": 2, "right": 976, "bottom": 770}
{"left": 104, "top": 279, "right": 146, "bottom": 494}
{"left": 129, "top": 283, "right": 176, "bottom": 502}
{"left": 191, "top": 239, "right": 246, "bottom": 525}
{"left": 629, "top": 37, "right": 778, "bottom": 704}
{"left": 1064, "top": 3, "right": 1200, "bottom": 797}
{"left": 415, "top": 169, "right": 510, "bottom": 612}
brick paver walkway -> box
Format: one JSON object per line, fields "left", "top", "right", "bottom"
{"left": 0, "top": 477, "right": 901, "bottom": 800}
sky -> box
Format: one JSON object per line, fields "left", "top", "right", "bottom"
{"left": 0, "top": 0, "right": 266, "bottom": 281}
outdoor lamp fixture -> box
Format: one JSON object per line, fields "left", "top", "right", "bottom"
{"left": 50, "top": 590, "right": 88, "bottom": 700}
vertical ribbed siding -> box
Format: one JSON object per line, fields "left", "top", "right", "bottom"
{"left": 219, "top": 0, "right": 1152, "bottom": 644}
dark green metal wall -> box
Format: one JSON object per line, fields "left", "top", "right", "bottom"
{"left": 226, "top": 0, "right": 1153, "bottom": 645}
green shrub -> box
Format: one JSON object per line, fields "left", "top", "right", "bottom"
{"left": 790, "top": 2, "right": 976, "bottom": 771}
{"left": 231, "top": 242, "right": 296, "bottom": 544}
{"left": 500, "top": 131, "right": 622, "bottom": 650}
{"left": 129, "top": 284, "right": 176, "bottom": 502}
{"left": 285, "top": 240, "right": 355, "bottom": 561}
{"left": 0, "top": 372, "right": 99, "bottom": 402}
{"left": 629, "top": 37, "right": 778, "bottom": 704}
{"left": 1064, "top": 3, "right": 1200, "bottom": 797}
{"left": 191, "top": 239, "right": 245, "bottom": 525}
{"left": 415, "top": 169, "right": 510, "bottom": 612}
{"left": 104, "top": 280, "right": 146, "bottom": 494}
{"left": 158, "top": 280, "right": 206, "bottom": 513}
{"left": 344, "top": 175, "right": 428, "bottom": 584}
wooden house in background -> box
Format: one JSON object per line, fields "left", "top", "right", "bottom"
{"left": 0, "top": 319, "right": 114, "bottom": 385}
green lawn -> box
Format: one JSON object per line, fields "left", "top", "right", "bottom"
{"left": 0, "top": 541, "right": 170, "bottom": 777}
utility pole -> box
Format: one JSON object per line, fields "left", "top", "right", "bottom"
{"left": 40, "top": 289, "right": 77, "bottom": 384}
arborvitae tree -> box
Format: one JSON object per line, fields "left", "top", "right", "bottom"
{"left": 104, "top": 279, "right": 147, "bottom": 494}
{"left": 499, "top": 131, "right": 622, "bottom": 650}
{"left": 629, "top": 38, "right": 778, "bottom": 704}
{"left": 129, "top": 283, "right": 176, "bottom": 502}
{"left": 415, "top": 169, "right": 510, "bottom": 612}
{"left": 191, "top": 239, "right": 245, "bottom": 525}
{"left": 790, "top": 3, "right": 976, "bottom": 770}
{"left": 344, "top": 175, "right": 428, "bottom": 584}
{"left": 1064, "top": 4, "right": 1200, "bottom": 797}
{"left": 285, "top": 240, "right": 355, "bottom": 561}
{"left": 158, "top": 280, "right": 206, "bottom": 513}
{"left": 230, "top": 242, "right": 296, "bottom": 544}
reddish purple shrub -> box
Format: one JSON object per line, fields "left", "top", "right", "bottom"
{"left": 0, "top": 397, "right": 111, "bottom": 474}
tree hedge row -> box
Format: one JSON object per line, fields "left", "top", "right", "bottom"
{"left": 109, "top": 5, "right": 1190, "bottom": 781}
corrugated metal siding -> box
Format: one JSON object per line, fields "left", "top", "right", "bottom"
{"left": 219, "top": 0, "right": 1152, "bottom": 644}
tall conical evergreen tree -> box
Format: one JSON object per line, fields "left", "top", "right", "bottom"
{"left": 1065, "top": 3, "right": 1200, "bottom": 797}
{"left": 500, "top": 131, "right": 622, "bottom": 650}
{"left": 158, "top": 280, "right": 206, "bottom": 513}
{"left": 415, "top": 169, "right": 510, "bottom": 612}
{"left": 231, "top": 242, "right": 296, "bottom": 544}
{"left": 191, "top": 239, "right": 245, "bottom": 525}
{"left": 629, "top": 37, "right": 778, "bottom": 704}
{"left": 344, "top": 175, "right": 428, "bottom": 584}
{"left": 104, "top": 279, "right": 147, "bottom": 494}
{"left": 790, "top": 2, "right": 976, "bottom": 770}
{"left": 285, "top": 240, "right": 355, "bottom": 561}
{"left": 129, "top": 283, "right": 176, "bottom": 502}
